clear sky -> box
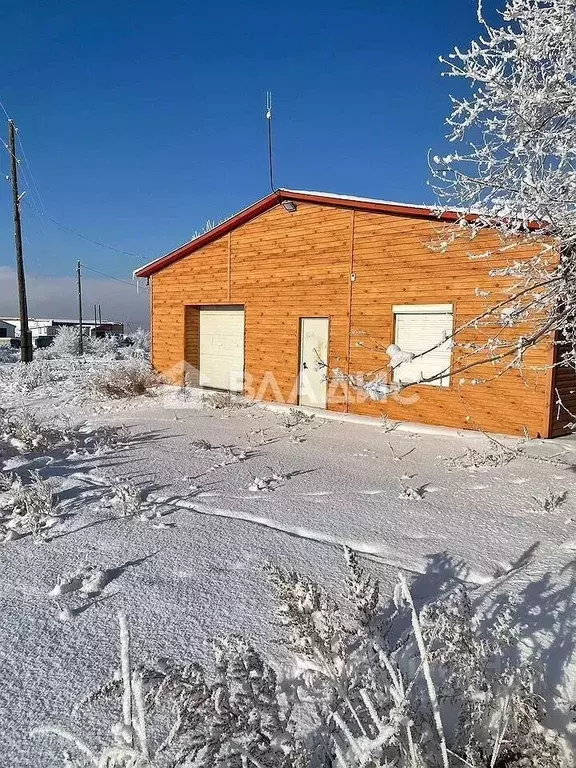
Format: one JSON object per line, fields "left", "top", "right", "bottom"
{"left": 0, "top": 0, "right": 493, "bottom": 328}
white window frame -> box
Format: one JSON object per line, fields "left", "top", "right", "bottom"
{"left": 392, "top": 304, "right": 454, "bottom": 388}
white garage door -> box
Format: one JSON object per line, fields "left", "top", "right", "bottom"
{"left": 199, "top": 307, "right": 245, "bottom": 392}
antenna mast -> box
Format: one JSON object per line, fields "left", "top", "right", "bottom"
{"left": 266, "top": 91, "right": 275, "bottom": 192}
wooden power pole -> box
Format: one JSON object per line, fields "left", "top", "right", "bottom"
{"left": 8, "top": 119, "right": 33, "bottom": 363}
{"left": 77, "top": 261, "right": 84, "bottom": 355}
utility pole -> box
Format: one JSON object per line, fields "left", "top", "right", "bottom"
{"left": 77, "top": 261, "right": 83, "bottom": 355}
{"left": 8, "top": 119, "right": 33, "bottom": 363}
{"left": 98, "top": 304, "right": 102, "bottom": 325}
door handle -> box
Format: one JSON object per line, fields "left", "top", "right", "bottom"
{"left": 302, "top": 362, "right": 308, "bottom": 370}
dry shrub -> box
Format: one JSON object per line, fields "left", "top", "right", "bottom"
{"left": 0, "top": 359, "right": 62, "bottom": 393}
{"left": 0, "top": 347, "right": 18, "bottom": 364}
{"left": 0, "top": 470, "right": 58, "bottom": 542}
{"left": 0, "top": 409, "right": 67, "bottom": 452}
{"left": 85, "top": 360, "right": 161, "bottom": 399}
{"left": 201, "top": 391, "right": 248, "bottom": 410}
{"left": 33, "top": 553, "right": 571, "bottom": 768}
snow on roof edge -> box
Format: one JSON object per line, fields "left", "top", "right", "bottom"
{"left": 279, "top": 188, "right": 441, "bottom": 211}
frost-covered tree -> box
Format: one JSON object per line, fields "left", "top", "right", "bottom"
{"left": 333, "top": 0, "right": 576, "bottom": 409}
{"left": 45, "top": 326, "right": 120, "bottom": 359}
{"left": 431, "top": 0, "right": 576, "bottom": 376}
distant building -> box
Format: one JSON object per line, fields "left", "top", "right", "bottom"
{"left": 0, "top": 319, "right": 16, "bottom": 344}
{"left": 1, "top": 318, "right": 124, "bottom": 345}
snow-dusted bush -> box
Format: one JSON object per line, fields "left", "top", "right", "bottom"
{"left": 417, "top": 587, "right": 564, "bottom": 768}
{"left": 201, "top": 391, "right": 248, "bottom": 410}
{"left": 265, "top": 554, "right": 567, "bottom": 767}
{"left": 66, "top": 424, "right": 131, "bottom": 459}
{"left": 380, "top": 417, "right": 400, "bottom": 434}
{"left": 442, "top": 435, "right": 569, "bottom": 473}
{"left": 121, "top": 328, "right": 150, "bottom": 360}
{"left": 0, "top": 470, "right": 58, "bottom": 542}
{"left": 0, "top": 409, "right": 68, "bottom": 453}
{"left": 33, "top": 613, "right": 156, "bottom": 766}
{"left": 0, "top": 347, "right": 18, "bottom": 364}
{"left": 34, "top": 551, "right": 570, "bottom": 767}
{"left": 109, "top": 478, "right": 143, "bottom": 517}
{"left": 0, "top": 358, "right": 62, "bottom": 392}
{"left": 42, "top": 327, "right": 82, "bottom": 357}
{"left": 530, "top": 488, "right": 568, "bottom": 515}
{"left": 37, "top": 614, "right": 307, "bottom": 768}
{"left": 248, "top": 470, "right": 285, "bottom": 492}
{"left": 43, "top": 326, "right": 120, "bottom": 359}
{"left": 83, "top": 359, "right": 161, "bottom": 399}
{"left": 280, "top": 408, "right": 314, "bottom": 429}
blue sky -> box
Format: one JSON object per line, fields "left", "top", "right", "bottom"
{"left": 0, "top": 0, "right": 492, "bottom": 326}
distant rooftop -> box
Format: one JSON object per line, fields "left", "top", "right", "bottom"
{"left": 1, "top": 317, "right": 117, "bottom": 325}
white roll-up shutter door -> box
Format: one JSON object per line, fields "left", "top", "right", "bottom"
{"left": 199, "top": 307, "right": 245, "bottom": 392}
{"left": 392, "top": 305, "right": 453, "bottom": 387}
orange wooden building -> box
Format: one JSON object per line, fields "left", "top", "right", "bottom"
{"left": 135, "top": 189, "right": 573, "bottom": 438}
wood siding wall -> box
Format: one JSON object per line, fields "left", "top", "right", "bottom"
{"left": 550, "top": 337, "right": 576, "bottom": 437}
{"left": 151, "top": 202, "right": 554, "bottom": 437}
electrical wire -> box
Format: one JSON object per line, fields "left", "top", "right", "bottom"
{"left": 80, "top": 262, "right": 147, "bottom": 289}
{"left": 0, "top": 98, "right": 148, "bottom": 303}
{"left": 16, "top": 131, "right": 47, "bottom": 216}
{"left": 0, "top": 97, "right": 147, "bottom": 261}
{"left": 44, "top": 215, "right": 145, "bottom": 259}
{"left": 18, "top": 196, "right": 146, "bottom": 264}
{"left": 0, "top": 96, "right": 10, "bottom": 120}
{"left": 0, "top": 110, "right": 48, "bottom": 219}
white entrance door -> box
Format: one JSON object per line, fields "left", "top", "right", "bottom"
{"left": 199, "top": 306, "right": 245, "bottom": 392}
{"left": 299, "top": 317, "right": 329, "bottom": 408}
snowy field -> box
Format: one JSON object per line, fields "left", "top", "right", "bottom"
{"left": 1, "top": 356, "right": 576, "bottom": 765}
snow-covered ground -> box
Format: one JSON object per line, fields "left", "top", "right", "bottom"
{"left": 1, "top": 361, "right": 576, "bottom": 765}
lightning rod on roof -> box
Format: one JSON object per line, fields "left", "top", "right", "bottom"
{"left": 266, "top": 91, "right": 275, "bottom": 193}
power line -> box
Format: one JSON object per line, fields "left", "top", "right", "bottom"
{"left": 0, "top": 97, "right": 10, "bottom": 120}
{"left": 17, "top": 171, "right": 49, "bottom": 234}
{"left": 44, "top": 215, "right": 146, "bottom": 259}
{"left": 4, "top": 158, "right": 146, "bottom": 260}
{"left": 0, "top": 113, "right": 147, "bottom": 295}
{"left": 80, "top": 262, "right": 148, "bottom": 289}
{"left": 0, "top": 107, "right": 48, "bottom": 219}
{"left": 16, "top": 131, "right": 47, "bottom": 216}
{"left": 0, "top": 97, "right": 148, "bottom": 261}
{"left": 0, "top": 258, "right": 144, "bottom": 290}
{"left": 17, "top": 196, "right": 147, "bottom": 259}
